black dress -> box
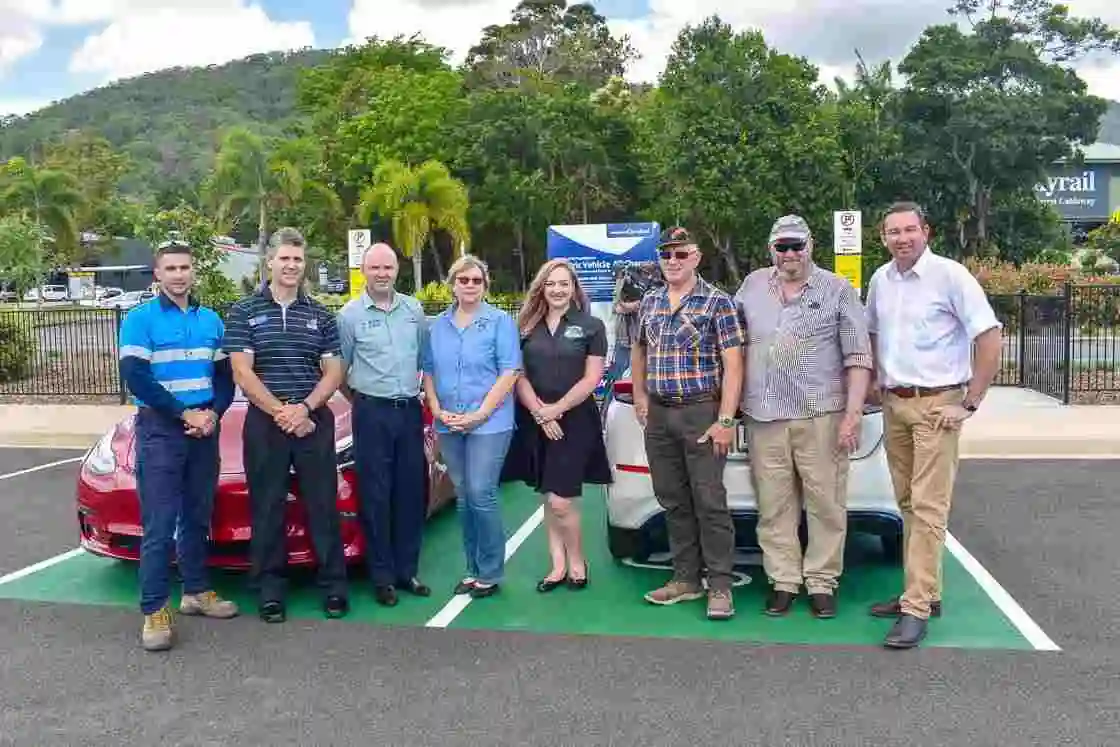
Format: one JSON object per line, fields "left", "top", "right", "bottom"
{"left": 501, "top": 307, "right": 612, "bottom": 498}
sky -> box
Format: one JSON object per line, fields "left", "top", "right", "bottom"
{"left": 1, "top": 0, "right": 1119, "bottom": 118}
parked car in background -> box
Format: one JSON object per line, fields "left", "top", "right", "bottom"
{"left": 76, "top": 392, "right": 456, "bottom": 569}
{"left": 98, "top": 290, "right": 155, "bottom": 310}
{"left": 23, "top": 285, "right": 69, "bottom": 302}
{"left": 602, "top": 378, "right": 904, "bottom": 564}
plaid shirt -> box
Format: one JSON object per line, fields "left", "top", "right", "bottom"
{"left": 636, "top": 276, "right": 745, "bottom": 399}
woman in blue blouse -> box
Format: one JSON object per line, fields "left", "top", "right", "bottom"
{"left": 422, "top": 254, "right": 522, "bottom": 598}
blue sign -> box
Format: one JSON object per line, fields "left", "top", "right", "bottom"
{"left": 1035, "top": 166, "right": 1111, "bottom": 220}
{"left": 547, "top": 222, "right": 660, "bottom": 303}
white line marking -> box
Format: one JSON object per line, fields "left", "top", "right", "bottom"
{"left": 0, "top": 456, "right": 82, "bottom": 481}
{"left": 425, "top": 505, "right": 545, "bottom": 628}
{"left": 945, "top": 531, "right": 1061, "bottom": 651}
{"left": 0, "top": 548, "right": 84, "bottom": 586}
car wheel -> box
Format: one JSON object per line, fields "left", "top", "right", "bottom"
{"left": 881, "top": 531, "right": 904, "bottom": 564}
{"left": 607, "top": 524, "right": 649, "bottom": 562}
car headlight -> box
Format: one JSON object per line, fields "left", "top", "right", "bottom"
{"left": 336, "top": 435, "right": 354, "bottom": 468}
{"left": 84, "top": 431, "right": 117, "bottom": 475}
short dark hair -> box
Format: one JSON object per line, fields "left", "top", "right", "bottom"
{"left": 882, "top": 201, "right": 928, "bottom": 227}
{"left": 154, "top": 241, "right": 193, "bottom": 264}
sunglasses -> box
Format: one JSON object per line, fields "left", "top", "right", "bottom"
{"left": 456, "top": 276, "right": 484, "bottom": 286}
{"left": 773, "top": 242, "right": 806, "bottom": 253}
{"left": 659, "top": 249, "right": 693, "bottom": 261}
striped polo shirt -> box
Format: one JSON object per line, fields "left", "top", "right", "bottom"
{"left": 118, "top": 293, "right": 226, "bottom": 409}
{"left": 222, "top": 285, "right": 341, "bottom": 403}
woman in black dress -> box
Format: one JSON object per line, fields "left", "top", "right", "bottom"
{"left": 502, "top": 259, "right": 612, "bottom": 592}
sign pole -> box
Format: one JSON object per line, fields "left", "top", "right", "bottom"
{"left": 347, "top": 229, "right": 370, "bottom": 301}
{"left": 832, "top": 210, "right": 863, "bottom": 296}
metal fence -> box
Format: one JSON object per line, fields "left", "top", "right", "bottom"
{"left": 0, "top": 300, "right": 523, "bottom": 401}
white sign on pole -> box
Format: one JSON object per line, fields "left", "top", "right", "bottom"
{"left": 832, "top": 210, "right": 862, "bottom": 255}
{"left": 347, "top": 229, "right": 371, "bottom": 269}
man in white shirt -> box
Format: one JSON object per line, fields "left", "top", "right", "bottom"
{"left": 865, "top": 202, "right": 1003, "bottom": 649}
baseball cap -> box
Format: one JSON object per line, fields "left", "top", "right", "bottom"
{"left": 769, "top": 215, "right": 811, "bottom": 244}
{"left": 658, "top": 226, "right": 693, "bottom": 248}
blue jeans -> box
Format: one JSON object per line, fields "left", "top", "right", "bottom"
{"left": 135, "top": 408, "right": 220, "bottom": 614}
{"left": 438, "top": 429, "right": 513, "bottom": 585}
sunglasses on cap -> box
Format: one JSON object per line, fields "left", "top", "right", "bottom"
{"left": 659, "top": 248, "right": 693, "bottom": 261}
{"left": 773, "top": 241, "right": 807, "bottom": 253}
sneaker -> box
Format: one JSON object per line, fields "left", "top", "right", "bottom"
{"left": 180, "top": 590, "right": 239, "bottom": 619}
{"left": 644, "top": 581, "right": 704, "bottom": 606}
{"left": 707, "top": 589, "right": 735, "bottom": 620}
{"left": 142, "top": 604, "right": 175, "bottom": 651}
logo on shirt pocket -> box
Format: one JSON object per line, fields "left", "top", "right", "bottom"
{"left": 563, "top": 325, "right": 584, "bottom": 340}
{"left": 307, "top": 319, "right": 319, "bottom": 331}
{"left": 248, "top": 314, "right": 269, "bottom": 327}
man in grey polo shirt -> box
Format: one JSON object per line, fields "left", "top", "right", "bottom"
{"left": 338, "top": 242, "right": 431, "bottom": 607}
{"left": 734, "top": 215, "right": 872, "bottom": 619}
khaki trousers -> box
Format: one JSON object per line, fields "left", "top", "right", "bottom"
{"left": 747, "top": 412, "right": 849, "bottom": 595}
{"left": 882, "top": 388, "right": 963, "bottom": 620}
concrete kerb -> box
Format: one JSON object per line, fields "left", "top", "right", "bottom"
{"left": 0, "top": 404, "right": 134, "bottom": 450}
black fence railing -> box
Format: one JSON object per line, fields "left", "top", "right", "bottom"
{"left": 0, "top": 300, "right": 524, "bottom": 402}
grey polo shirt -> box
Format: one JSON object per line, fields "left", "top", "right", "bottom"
{"left": 337, "top": 291, "right": 428, "bottom": 399}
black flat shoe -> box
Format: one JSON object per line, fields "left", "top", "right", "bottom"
{"left": 567, "top": 563, "right": 589, "bottom": 590}
{"left": 884, "top": 613, "right": 928, "bottom": 649}
{"left": 324, "top": 595, "right": 349, "bottom": 619}
{"left": 536, "top": 575, "right": 567, "bottom": 593}
{"left": 259, "top": 600, "right": 286, "bottom": 624}
{"left": 374, "top": 585, "right": 398, "bottom": 607}
{"left": 469, "top": 583, "right": 500, "bottom": 599}
{"left": 398, "top": 578, "right": 431, "bottom": 597}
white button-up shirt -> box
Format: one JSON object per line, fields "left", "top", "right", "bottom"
{"left": 866, "top": 249, "right": 1001, "bottom": 389}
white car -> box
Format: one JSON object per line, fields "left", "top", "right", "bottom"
{"left": 603, "top": 379, "right": 903, "bottom": 564}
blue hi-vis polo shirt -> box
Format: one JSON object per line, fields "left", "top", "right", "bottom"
{"left": 118, "top": 293, "right": 226, "bottom": 410}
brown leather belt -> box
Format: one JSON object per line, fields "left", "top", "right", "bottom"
{"left": 886, "top": 383, "right": 964, "bottom": 399}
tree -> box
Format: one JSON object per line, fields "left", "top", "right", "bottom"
{"left": 356, "top": 160, "right": 470, "bottom": 292}
{"left": 41, "top": 131, "right": 134, "bottom": 241}
{"left": 465, "top": 0, "right": 637, "bottom": 90}
{"left": 896, "top": 0, "right": 1116, "bottom": 257}
{"left": 0, "top": 156, "right": 87, "bottom": 265}
{"left": 135, "top": 203, "right": 240, "bottom": 306}
{"left": 0, "top": 213, "right": 48, "bottom": 298}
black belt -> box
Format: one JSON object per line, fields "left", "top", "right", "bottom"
{"left": 649, "top": 392, "right": 718, "bottom": 407}
{"left": 356, "top": 392, "right": 419, "bottom": 409}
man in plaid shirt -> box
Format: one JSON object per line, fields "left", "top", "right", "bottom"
{"left": 630, "top": 226, "right": 745, "bottom": 620}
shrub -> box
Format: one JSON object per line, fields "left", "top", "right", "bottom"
{"left": 0, "top": 316, "right": 35, "bottom": 383}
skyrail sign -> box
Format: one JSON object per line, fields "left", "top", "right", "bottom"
{"left": 1034, "top": 167, "right": 1110, "bottom": 220}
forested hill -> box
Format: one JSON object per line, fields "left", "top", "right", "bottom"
{"left": 0, "top": 45, "right": 1118, "bottom": 206}
{"left": 0, "top": 49, "right": 331, "bottom": 201}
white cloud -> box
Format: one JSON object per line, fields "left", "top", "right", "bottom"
{"left": 0, "top": 1, "right": 46, "bottom": 75}
{"left": 346, "top": 0, "right": 520, "bottom": 63}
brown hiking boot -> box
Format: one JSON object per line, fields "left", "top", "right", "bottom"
{"left": 180, "top": 590, "right": 239, "bottom": 619}
{"left": 707, "top": 589, "right": 734, "bottom": 620}
{"left": 644, "top": 581, "right": 704, "bottom": 606}
{"left": 142, "top": 604, "right": 175, "bottom": 651}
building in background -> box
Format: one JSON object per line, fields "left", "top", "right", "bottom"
{"left": 1035, "top": 142, "right": 1120, "bottom": 243}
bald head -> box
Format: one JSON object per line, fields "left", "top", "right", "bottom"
{"left": 362, "top": 242, "right": 399, "bottom": 300}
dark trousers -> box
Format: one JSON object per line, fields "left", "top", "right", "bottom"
{"left": 352, "top": 394, "right": 427, "bottom": 586}
{"left": 135, "top": 407, "right": 219, "bottom": 614}
{"left": 643, "top": 398, "right": 735, "bottom": 592}
{"left": 243, "top": 404, "right": 347, "bottom": 602}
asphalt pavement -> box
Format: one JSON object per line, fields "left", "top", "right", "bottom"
{"left": 0, "top": 449, "right": 1116, "bottom": 746}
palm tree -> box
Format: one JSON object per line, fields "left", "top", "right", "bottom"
{"left": 356, "top": 159, "right": 470, "bottom": 292}
{"left": 0, "top": 157, "right": 86, "bottom": 265}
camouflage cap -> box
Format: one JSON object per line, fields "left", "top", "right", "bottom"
{"left": 769, "top": 215, "right": 812, "bottom": 244}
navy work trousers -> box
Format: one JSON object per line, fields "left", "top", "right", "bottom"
{"left": 352, "top": 393, "right": 427, "bottom": 587}
{"left": 135, "top": 407, "right": 220, "bottom": 615}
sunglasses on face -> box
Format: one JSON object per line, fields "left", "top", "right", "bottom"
{"left": 456, "top": 276, "right": 484, "bottom": 286}
{"left": 659, "top": 249, "right": 692, "bottom": 261}
{"left": 773, "top": 242, "right": 806, "bottom": 253}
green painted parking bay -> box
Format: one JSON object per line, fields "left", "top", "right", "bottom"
{"left": 0, "top": 485, "right": 1036, "bottom": 650}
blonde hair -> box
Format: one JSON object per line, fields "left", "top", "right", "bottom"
{"left": 517, "top": 259, "right": 590, "bottom": 337}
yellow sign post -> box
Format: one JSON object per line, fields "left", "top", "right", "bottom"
{"left": 832, "top": 210, "right": 863, "bottom": 294}
{"left": 347, "top": 229, "right": 370, "bottom": 300}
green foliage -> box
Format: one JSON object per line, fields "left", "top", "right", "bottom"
{"left": 0, "top": 213, "right": 47, "bottom": 295}
{"left": 0, "top": 316, "right": 35, "bottom": 383}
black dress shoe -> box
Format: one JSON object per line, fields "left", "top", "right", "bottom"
{"left": 469, "top": 583, "right": 500, "bottom": 599}
{"left": 259, "top": 600, "right": 286, "bottom": 624}
{"left": 536, "top": 575, "right": 567, "bottom": 593}
{"left": 870, "top": 599, "right": 942, "bottom": 618}
{"left": 809, "top": 593, "right": 836, "bottom": 619}
{"left": 884, "top": 613, "right": 928, "bottom": 649}
{"left": 453, "top": 579, "right": 476, "bottom": 595}
{"left": 765, "top": 590, "right": 797, "bottom": 616}
{"left": 324, "top": 595, "right": 349, "bottom": 619}
{"left": 398, "top": 578, "right": 431, "bottom": 597}
{"left": 374, "top": 585, "right": 398, "bottom": 607}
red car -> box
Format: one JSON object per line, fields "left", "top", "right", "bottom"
{"left": 76, "top": 393, "right": 456, "bottom": 569}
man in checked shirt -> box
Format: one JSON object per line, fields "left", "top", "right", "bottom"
{"left": 631, "top": 226, "right": 745, "bottom": 620}
{"left": 734, "top": 215, "right": 872, "bottom": 619}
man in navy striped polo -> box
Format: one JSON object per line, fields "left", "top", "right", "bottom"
{"left": 119, "top": 241, "right": 238, "bottom": 652}
{"left": 734, "top": 215, "right": 873, "bottom": 619}
{"left": 223, "top": 227, "right": 349, "bottom": 624}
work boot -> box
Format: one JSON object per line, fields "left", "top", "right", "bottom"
{"left": 180, "top": 590, "right": 239, "bottom": 619}
{"left": 142, "top": 604, "right": 174, "bottom": 652}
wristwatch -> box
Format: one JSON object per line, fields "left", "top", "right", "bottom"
{"left": 717, "top": 415, "right": 735, "bottom": 428}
